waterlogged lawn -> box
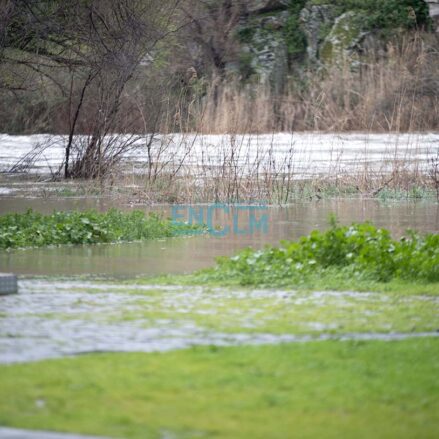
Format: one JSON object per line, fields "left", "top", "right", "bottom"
{"left": 84, "top": 286, "right": 438, "bottom": 336}
{"left": 2, "top": 279, "right": 438, "bottom": 364}
{"left": 0, "top": 209, "right": 201, "bottom": 249}
{"left": 11, "top": 281, "right": 438, "bottom": 337}
{"left": 0, "top": 339, "right": 438, "bottom": 439}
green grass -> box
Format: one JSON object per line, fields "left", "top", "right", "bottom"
{"left": 269, "top": 181, "right": 439, "bottom": 203}
{"left": 376, "top": 187, "right": 438, "bottom": 201}
{"left": 142, "top": 272, "right": 439, "bottom": 296}
{"left": 0, "top": 339, "right": 438, "bottom": 438}
{"left": 0, "top": 209, "right": 202, "bottom": 249}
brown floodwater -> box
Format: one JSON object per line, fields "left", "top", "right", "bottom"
{"left": 0, "top": 196, "right": 438, "bottom": 277}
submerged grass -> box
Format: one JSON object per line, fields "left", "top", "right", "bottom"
{"left": 107, "top": 287, "right": 439, "bottom": 335}
{"left": 159, "top": 270, "right": 439, "bottom": 296}
{"left": 5, "top": 279, "right": 438, "bottom": 339}
{"left": 0, "top": 209, "right": 201, "bottom": 249}
{"left": 0, "top": 339, "right": 438, "bottom": 438}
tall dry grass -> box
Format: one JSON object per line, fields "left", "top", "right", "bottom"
{"left": 192, "top": 32, "right": 439, "bottom": 134}
{"left": 6, "top": 31, "right": 439, "bottom": 202}
{"left": 2, "top": 32, "right": 437, "bottom": 136}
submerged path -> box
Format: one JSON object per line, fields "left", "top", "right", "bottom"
{"left": 0, "top": 427, "right": 110, "bottom": 439}
{"left": 0, "top": 279, "right": 438, "bottom": 364}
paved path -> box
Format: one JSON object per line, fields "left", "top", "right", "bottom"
{"left": 0, "top": 427, "right": 109, "bottom": 439}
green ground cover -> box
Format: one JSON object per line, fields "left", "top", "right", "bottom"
{"left": 163, "top": 220, "right": 439, "bottom": 291}
{"left": 0, "top": 209, "right": 200, "bottom": 249}
{"left": 0, "top": 339, "right": 438, "bottom": 439}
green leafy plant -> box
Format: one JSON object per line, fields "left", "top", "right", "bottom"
{"left": 285, "top": 0, "right": 308, "bottom": 59}
{"left": 0, "top": 209, "right": 202, "bottom": 249}
{"left": 196, "top": 219, "right": 439, "bottom": 285}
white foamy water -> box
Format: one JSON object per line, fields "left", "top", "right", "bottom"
{"left": 1, "top": 132, "right": 438, "bottom": 177}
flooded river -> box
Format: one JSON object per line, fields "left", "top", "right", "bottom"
{"left": 0, "top": 197, "right": 437, "bottom": 277}
{"left": 1, "top": 131, "right": 438, "bottom": 276}
{"left": 1, "top": 134, "right": 438, "bottom": 364}
{"left": 1, "top": 132, "right": 438, "bottom": 177}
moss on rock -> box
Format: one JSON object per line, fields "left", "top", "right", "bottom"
{"left": 319, "top": 11, "right": 367, "bottom": 65}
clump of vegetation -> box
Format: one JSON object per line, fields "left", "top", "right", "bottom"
{"left": 283, "top": 0, "right": 429, "bottom": 62}
{"left": 284, "top": 0, "right": 308, "bottom": 59}
{"left": 0, "top": 209, "right": 200, "bottom": 249}
{"left": 310, "top": 0, "right": 430, "bottom": 31}
{"left": 195, "top": 219, "right": 439, "bottom": 286}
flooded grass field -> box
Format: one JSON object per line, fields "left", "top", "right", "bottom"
{"left": 0, "top": 266, "right": 438, "bottom": 437}
{"left": 0, "top": 198, "right": 438, "bottom": 277}
{"left": 0, "top": 279, "right": 438, "bottom": 364}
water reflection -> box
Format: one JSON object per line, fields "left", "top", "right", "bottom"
{"left": 0, "top": 198, "right": 437, "bottom": 276}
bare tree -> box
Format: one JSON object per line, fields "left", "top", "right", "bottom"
{"left": 178, "top": 0, "right": 249, "bottom": 78}
{"left": 1, "top": 0, "right": 181, "bottom": 178}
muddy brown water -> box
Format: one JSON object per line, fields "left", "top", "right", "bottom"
{"left": 0, "top": 196, "right": 438, "bottom": 277}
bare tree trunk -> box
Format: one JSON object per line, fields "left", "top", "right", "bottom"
{"left": 65, "top": 71, "right": 94, "bottom": 178}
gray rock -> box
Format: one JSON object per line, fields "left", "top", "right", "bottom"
{"left": 319, "top": 11, "right": 368, "bottom": 67}
{"left": 238, "top": 10, "right": 289, "bottom": 89}
{"left": 427, "top": 0, "right": 439, "bottom": 31}
{"left": 300, "top": 4, "right": 338, "bottom": 62}
{"left": 246, "top": 0, "right": 289, "bottom": 14}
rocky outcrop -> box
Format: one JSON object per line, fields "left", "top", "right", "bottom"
{"left": 234, "top": 0, "right": 431, "bottom": 86}
{"left": 247, "top": 0, "right": 289, "bottom": 14}
{"left": 300, "top": 4, "right": 337, "bottom": 62}
{"left": 319, "top": 11, "right": 367, "bottom": 66}
{"left": 238, "top": 6, "right": 289, "bottom": 90}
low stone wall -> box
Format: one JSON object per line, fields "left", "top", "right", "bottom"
{"left": 0, "top": 273, "right": 18, "bottom": 295}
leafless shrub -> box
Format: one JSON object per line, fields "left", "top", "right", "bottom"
{"left": 8, "top": 138, "right": 55, "bottom": 174}
{"left": 1, "top": 0, "right": 182, "bottom": 178}
{"left": 429, "top": 151, "right": 439, "bottom": 200}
